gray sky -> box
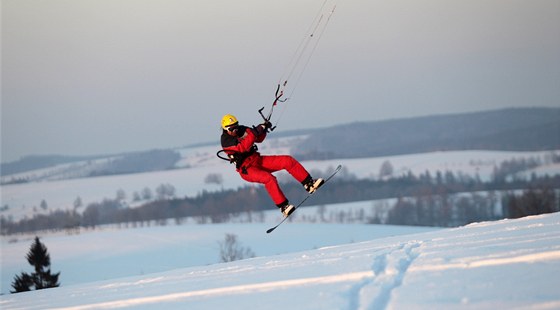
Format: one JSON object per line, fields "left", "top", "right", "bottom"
{"left": 2, "top": 0, "right": 559, "bottom": 163}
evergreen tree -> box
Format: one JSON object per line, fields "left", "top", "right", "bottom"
{"left": 10, "top": 272, "right": 32, "bottom": 293}
{"left": 11, "top": 236, "right": 60, "bottom": 293}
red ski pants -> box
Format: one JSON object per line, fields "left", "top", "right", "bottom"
{"left": 239, "top": 155, "right": 309, "bottom": 206}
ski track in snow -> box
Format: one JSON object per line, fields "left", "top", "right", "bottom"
{"left": 349, "top": 241, "right": 421, "bottom": 310}
{"left": 52, "top": 272, "right": 374, "bottom": 310}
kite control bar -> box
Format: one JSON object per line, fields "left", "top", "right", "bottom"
{"left": 258, "top": 107, "right": 276, "bottom": 132}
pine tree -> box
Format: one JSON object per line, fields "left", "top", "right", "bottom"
{"left": 10, "top": 272, "right": 32, "bottom": 293}
{"left": 11, "top": 236, "right": 60, "bottom": 293}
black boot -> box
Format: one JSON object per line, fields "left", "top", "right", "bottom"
{"left": 277, "top": 200, "right": 295, "bottom": 217}
{"left": 302, "top": 176, "right": 325, "bottom": 194}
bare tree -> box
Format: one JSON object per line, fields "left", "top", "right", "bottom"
{"left": 317, "top": 205, "right": 327, "bottom": 222}
{"left": 156, "top": 184, "right": 176, "bottom": 200}
{"left": 218, "top": 233, "right": 255, "bottom": 263}
{"left": 73, "top": 196, "right": 83, "bottom": 210}
{"left": 141, "top": 187, "right": 153, "bottom": 200}
{"left": 116, "top": 189, "right": 126, "bottom": 202}
{"left": 40, "top": 200, "right": 48, "bottom": 211}
{"left": 379, "top": 160, "right": 394, "bottom": 179}
{"left": 205, "top": 173, "right": 224, "bottom": 187}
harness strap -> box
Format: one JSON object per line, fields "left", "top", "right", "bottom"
{"left": 220, "top": 144, "right": 258, "bottom": 169}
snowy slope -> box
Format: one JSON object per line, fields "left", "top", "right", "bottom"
{"left": 2, "top": 212, "right": 559, "bottom": 309}
{"left": 1, "top": 218, "right": 437, "bottom": 295}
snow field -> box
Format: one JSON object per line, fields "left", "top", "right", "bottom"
{"left": 1, "top": 212, "right": 559, "bottom": 309}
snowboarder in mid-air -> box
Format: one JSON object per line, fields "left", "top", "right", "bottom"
{"left": 220, "top": 114, "right": 324, "bottom": 217}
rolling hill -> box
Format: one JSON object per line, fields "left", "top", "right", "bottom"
{"left": 2, "top": 107, "right": 559, "bottom": 178}
{"left": 292, "top": 107, "right": 560, "bottom": 159}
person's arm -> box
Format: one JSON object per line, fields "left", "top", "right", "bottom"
{"left": 222, "top": 126, "right": 256, "bottom": 153}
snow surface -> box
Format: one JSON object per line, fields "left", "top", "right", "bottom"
{"left": 2, "top": 141, "right": 560, "bottom": 308}
{"left": 1, "top": 212, "right": 560, "bottom": 309}
{"left": 1, "top": 212, "right": 437, "bottom": 296}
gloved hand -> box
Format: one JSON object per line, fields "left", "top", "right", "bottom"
{"left": 261, "top": 120, "right": 273, "bottom": 130}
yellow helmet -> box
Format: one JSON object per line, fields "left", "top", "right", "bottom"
{"left": 221, "top": 114, "right": 238, "bottom": 130}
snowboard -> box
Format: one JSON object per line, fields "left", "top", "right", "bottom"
{"left": 266, "top": 164, "right": 342, "bottom": 233}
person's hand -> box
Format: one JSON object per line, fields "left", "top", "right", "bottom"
{"left": 262, "top": 120, "right": 273, "bottom": 130}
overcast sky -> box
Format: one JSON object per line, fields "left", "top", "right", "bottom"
{"left": 2, "top": 0, "right": 559, "bottom": 163}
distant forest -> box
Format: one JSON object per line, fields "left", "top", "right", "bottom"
{"left": 2, "top": 164, "right": 559, "bottom": 235}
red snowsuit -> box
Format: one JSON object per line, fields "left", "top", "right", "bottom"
{"left": 221, "top": 125, "right": 310, "bottom": 207}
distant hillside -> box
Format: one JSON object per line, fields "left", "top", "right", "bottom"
{"left": 1, "top": 150, "right": 181, "bottom": 179}
{"left": 3, "top": 107, "right": 558, "bottom": 177}
{"left": 292, "top": 107, "right": 560, "bottom": 159}
{"left": 0, "top": 155, "right": 97, "bottom": 176}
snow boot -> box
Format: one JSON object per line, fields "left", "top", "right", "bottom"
{"left": 280, "top": 204, "right": 295, "bottom": 217}
{"left": 303, "top": 177, "right": 325, "bottom": 194}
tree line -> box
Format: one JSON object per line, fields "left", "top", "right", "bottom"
{"left": 1, "top": 167, "right": 559, "bottom": 235}
{"left": 383, "top": 187, "right": 559, "bottom": 227}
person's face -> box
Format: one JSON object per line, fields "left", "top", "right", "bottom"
{"left": 226, "top": 125, "right": 239, "bottom": 136}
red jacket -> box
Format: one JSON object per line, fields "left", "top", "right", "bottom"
{"left": 221, "top": 125, "right": 267, "bottom": 172}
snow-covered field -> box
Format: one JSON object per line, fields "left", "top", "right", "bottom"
{"left": 2, "top": 140, "right": 560, "bottom": 307}
{"left": 1, "top": 136, "right": 558, "bottom": 222}
{"left": 1, "top": 212, "right": 559, "bottom": 309}
{"left": 0, "top": 213, "right": 437, "bottom": 295}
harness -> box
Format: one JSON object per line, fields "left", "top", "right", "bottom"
{"left": 216, "top": 144, "right": 258, "bottom": 172}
